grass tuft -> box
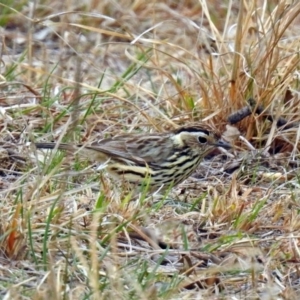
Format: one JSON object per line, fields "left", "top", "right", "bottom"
{"left": 0, "top": 0, "right": 300, "bottom": 298}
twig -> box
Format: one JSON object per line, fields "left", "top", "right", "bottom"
{"left": 227, "top": 98, "right": 297, "bottom": 130}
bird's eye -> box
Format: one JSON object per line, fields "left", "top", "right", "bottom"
{"left": 198, "top": 136, "right": 207, "bottom": 144}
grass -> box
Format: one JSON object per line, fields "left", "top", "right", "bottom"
{"left": 1, "top": 0, "right": 300, "bottom": 298}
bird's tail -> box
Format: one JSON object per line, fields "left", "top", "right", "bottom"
{"left": 35, "top": 143, "right": 73, "bottom": 151}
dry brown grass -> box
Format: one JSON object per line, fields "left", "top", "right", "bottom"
{"left": 1, "top": 0, "right": 300, "bottom": 299}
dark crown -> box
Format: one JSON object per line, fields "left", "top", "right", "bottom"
{"left": 174, "top": 126, "right": 210, "bottom": 136}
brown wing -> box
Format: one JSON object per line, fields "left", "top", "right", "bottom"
{"left": 88, "top": 133, "right": 174, "bottom": 166}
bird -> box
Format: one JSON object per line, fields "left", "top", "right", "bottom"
{"left": 35, "top": 124, "right": 230, "bottom": 192}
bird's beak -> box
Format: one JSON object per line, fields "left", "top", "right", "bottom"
{"left": 214, "top": 139, "right": 231, "bottom": 149}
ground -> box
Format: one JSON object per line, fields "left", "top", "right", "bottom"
{"left": 0, "top": 0, "right": 300, "bottom": 299}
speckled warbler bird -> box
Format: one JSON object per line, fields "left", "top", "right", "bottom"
{"left": 35, "top": 124, "right": 230, "bottom": 191}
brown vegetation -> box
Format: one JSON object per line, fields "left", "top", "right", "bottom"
{"left": 1, "top": 0, "right": 300, "bottom": 298}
